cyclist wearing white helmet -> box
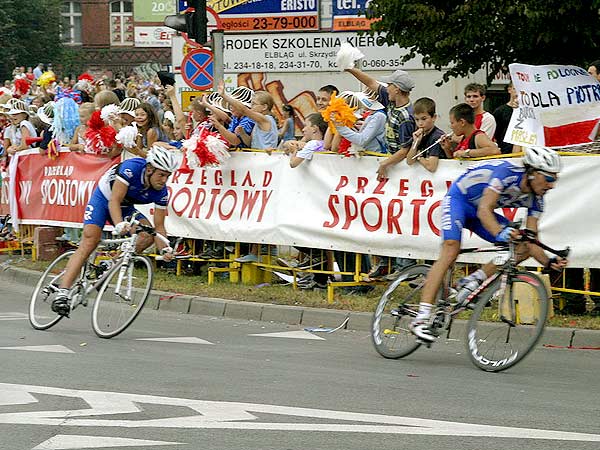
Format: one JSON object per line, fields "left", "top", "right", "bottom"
{"left": 410, "top": 146, "right": 568, "bottom": 343}
{"left": 52, "top": 146, "right": 180, "bottom": 316}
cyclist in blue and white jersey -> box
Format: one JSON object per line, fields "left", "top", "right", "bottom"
{"left": 51, "top": 145, "right": 180, "bottom": 316}
{"left": 411, "top": 146, "right": 568, "bottom": 342}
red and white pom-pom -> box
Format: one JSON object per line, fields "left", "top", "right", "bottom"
{"left": 84, "top": 110, "right": 117, "bottom": 155}
{"left": 205, "top": 134, "right": 231, "bottom": 164}
{"left": 100, "top": 104, "right": 120, "bottom": 123}
{"left": 182, "top": 128, "right": 230, "bottom": 168}
{"left": 338, "top": 138, "right": 352, "bottom": 157}
{"left": 14, "top": 78, "right": 30, "bottom": 97}
{"left": 336, "top": 42, "right": 365, "bottom": 71}
{"left": 116, "top": 124, "right": 137, "bottom": 148}
{"left": 77, "top": 73, "right": 94, "bottom": 83}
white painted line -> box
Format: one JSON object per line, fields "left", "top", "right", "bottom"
{"left": 248, "top": 330, "right": 326, "bottom": 340}
{"left": 32, "top": 434, "right": 183, "bottom": 449}
{"left": 0, "top": 345, "right": 75, "bottom": 354}
{"left": 0, "top": 383, "right": 598, "bottom": 442}
{"left": 0, "top": 312, "right": 29, "bottom": 321}
{"left": 135, "top": 337, "right": 214, "bottom": 345}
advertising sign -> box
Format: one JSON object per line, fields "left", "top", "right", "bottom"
{"left": 218, "top": 0, "right": 319, "bottom": 32}
{"left": 134, "top": 0, "right": 177, "bottom": 22}
{"left": 222, "top": 32, "right": 422, "bottom": 73}
{"left": 332, "top": 0, "right": 378, "bottom": 31}
{"left": 134, "top": 26, "right": 175, "bottom": 47}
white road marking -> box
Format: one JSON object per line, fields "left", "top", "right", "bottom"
{"left": 0, "top": 383, "right": 598, "bottom": 441}
{"left": 0, "top": 345, "right": 74, "bottom": 354}
{"left": 32, "top": 434, "right": 183, "bottom": 449}
{"left": 248, "top": 330, "right": 325, "bottom": 340}
{"left": 135, "top": 337, "right": 214, "bottom": 345}
{"left": 0, "top": 312, "right": 29, "bottom": 321}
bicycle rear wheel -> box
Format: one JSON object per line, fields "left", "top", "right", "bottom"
{"left": 371, "top": 264, "right": 432, "bottom": 359}
{"left": 466, "top": 270, "right": 549, "bottom": 372}
{"left": 91, "top": 255, "right": 153, "bottom": 338}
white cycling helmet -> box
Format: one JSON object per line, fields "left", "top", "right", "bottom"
{"left": 523, "top": 146, "right": 562, "bottom": 173}
{"left": 146, "top": 145, "right": 180, "bottom": 173}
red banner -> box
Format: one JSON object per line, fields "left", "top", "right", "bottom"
{"left": 12, "top": 150, "right": 118, "bottom": 227}
{"left": 0, "top": 171, "right": 9, "bottom": 216}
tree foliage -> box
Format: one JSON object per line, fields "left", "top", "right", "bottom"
{"left": 366, "top": 0, "right": 600, "bottom": 84}
{"left": 0, "top": 0, "right": 64, "bottom": 81}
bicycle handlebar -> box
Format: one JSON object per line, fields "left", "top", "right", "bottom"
{"left": 517, "top": 229, "right": 570, "bottom": 258}
{"left": 111, "top": 213, "right": 170, "bottom": 246}
{"left": 460, "top": 226, "right": 570, "bottom": 259}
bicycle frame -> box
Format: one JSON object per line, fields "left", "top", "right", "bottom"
{"left": 68, "top": 234, "right": 139, "bottom": 312}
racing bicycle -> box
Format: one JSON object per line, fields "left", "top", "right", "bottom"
{"left": 29, "top": 215, "right": 169, "bottom": 338}
{"left": 372, "top": 230, "right": 570, "bottom": 372}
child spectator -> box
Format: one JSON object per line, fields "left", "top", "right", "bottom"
{"left": 289, "top": 113, "right": 327, "bottom": 167}
{"left": 118, "top": 97, "right": 141, "bottom": 127}
{"left": 406, "top": 97, "right": 448, "bottom": 172}
{"left": 278, "top": 104, "right": 296, "bottom": 143}
{"left": 35, "top": 101, "right": 54, "bottom": 151}
{"left": 218, "top": 81, "right": 278, "bottom": 150}
{"left": 440, "top": 103, "right": 499, "bottom": 159}
{"left": 69, "top": 102, "right": 95, "bottom": 152}
{"left": 282, "top": 84, "right": 339, "bottom": 154}
{"left": 345, "top": 68, "right": 416, "bottom": 180}
{"left": 208, "top": 87, "right": 255, "bottom": 148}
{"left": 3, "top": 100, "right": 37, "bottom": 155}
{"left": 325, "top": 90, "right": 360, "bottom": 153}
{"left": 133, "top": 102, "right": 167, "bottom": 157}
{"left": 333, "top": 92, "right": 387, "bottom": 154}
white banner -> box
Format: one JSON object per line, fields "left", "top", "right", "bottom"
{"left": 506, "top": 63, "right": 600, "bottom": 148}
{"left": 8, "top": 151, "right": 599, "bottom": 268}
{"left": 138, "top": 153, "right": 600, "bottom": 268}
{"left": 221, "top": 32, "right": 422, "bottom": 73}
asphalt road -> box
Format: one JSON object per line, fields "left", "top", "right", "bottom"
{"left": 0, "top": 280, "right": 599, "bottom": 450}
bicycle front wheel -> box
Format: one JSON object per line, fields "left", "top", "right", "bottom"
{"left": 466, "top": 270, "right": 549, "bottom": 372}
{"left": 371, "top": 264, "right": 432, "bottom": 359}
{"left": 29, "top": 250, "right": 76, "bottom": 330}
{"left": 91, "top": 255, "right": 153, "bottom": 338}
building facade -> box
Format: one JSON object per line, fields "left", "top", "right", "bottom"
{"left": 61, "top": 0, "right": 171, "bottom": 75}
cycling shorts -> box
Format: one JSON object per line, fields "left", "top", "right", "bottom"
{"left": 83, "top": 188, "right": 148, "bottom": 228}
{"left": 441, "top": 185, "right": 509, "bottom": 243}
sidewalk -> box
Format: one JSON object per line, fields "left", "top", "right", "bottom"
{"left": 4, "top": 264, "right": 600, "bottom": 348}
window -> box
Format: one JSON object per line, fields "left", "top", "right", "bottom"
{"left": 110, "top": 1, "right": 134, "bottom": 46}
{"left": 60, "top": 1, "right": 82, "bottom": 45}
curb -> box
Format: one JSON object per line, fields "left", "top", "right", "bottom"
{"left": 5, "top": 265, "right": 600, "bottom": 348}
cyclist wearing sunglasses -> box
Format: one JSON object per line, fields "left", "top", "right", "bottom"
{"left": 411, "top": 146, "right": 568, "bottom": 343}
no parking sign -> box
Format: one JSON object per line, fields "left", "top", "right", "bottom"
{"left": 181, "top": 48, "right": 214, "bottom": 90}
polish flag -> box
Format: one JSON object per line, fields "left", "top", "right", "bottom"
{"left": 541, "top": 105, "right": 600, "bottom": 147}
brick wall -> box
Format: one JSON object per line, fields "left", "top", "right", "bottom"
{"left": 75, "top": 0, "right": 170, "bottom": 72}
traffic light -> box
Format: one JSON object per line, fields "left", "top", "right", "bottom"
{"left": 164, "top": 0, "right": 208, "bottom": 45}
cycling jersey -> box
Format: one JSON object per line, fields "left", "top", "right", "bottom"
{"left": 84, "top": 158, "right": 168, "bottom": 227}
{"left": 442, "top": 160, "right": 543, "bottom": 242}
